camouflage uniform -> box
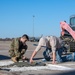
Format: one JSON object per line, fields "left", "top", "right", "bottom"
{"left": 9, "top": 38, "right": 28, "bottom": 60}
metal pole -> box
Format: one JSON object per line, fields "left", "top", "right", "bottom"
{"left": 33, "top": 15, "right": 35, "bottom": 38}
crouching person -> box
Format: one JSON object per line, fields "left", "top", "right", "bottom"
{"left": 9, "top": 34, "right": 29, "bottom": 62}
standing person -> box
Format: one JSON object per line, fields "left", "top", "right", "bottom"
{"left": 30, "top": 36, "right": 64, "bottom": 64}
{"left": 9, "top": 34, "right": 29, "bottom": 62}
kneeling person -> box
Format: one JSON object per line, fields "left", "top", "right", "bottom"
{"left": 9, "top": 34, "right": 29, "bottom": 62}
{"left": 30, "top": 36, "right": 64, "bottom": 64}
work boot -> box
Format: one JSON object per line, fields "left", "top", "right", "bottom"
{"left": 72, "top": 52, "right": 75, "bottom": 61}
{"left": 11, "top": 57, "right": 18, "bottom": 62}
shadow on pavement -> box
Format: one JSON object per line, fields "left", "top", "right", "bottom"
{"left": 57, "top": 70, "right": 75, "bottom": 75}
{"left": 36, "top": 70, "right": 75, "bottom": 75}
{"left": 33, "top": 57, "right": 44, "bottom": 60}
{"left": 0, "top": 55, "right": 10, "bottom": 60}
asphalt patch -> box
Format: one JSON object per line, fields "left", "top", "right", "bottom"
{"left": 10, "top": 62, "right": 46, "bottom": 67}
{"left": 0, "top": 62, "right": 46, "bottom": 67}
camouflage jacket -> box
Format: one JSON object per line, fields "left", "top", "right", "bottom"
{"left": 9, "top": 38, "right": 27, "bottom": 57}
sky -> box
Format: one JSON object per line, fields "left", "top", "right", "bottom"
{"left": 0, "top": 0, "right": 75, "bottom": 38}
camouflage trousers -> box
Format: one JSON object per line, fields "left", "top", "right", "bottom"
{"left": 9, "top": 49, "right": 26, "bottom": 59}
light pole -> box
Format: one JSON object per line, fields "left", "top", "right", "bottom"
{"left": 33, "top": 15, "right": 35, "bottom": 38}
